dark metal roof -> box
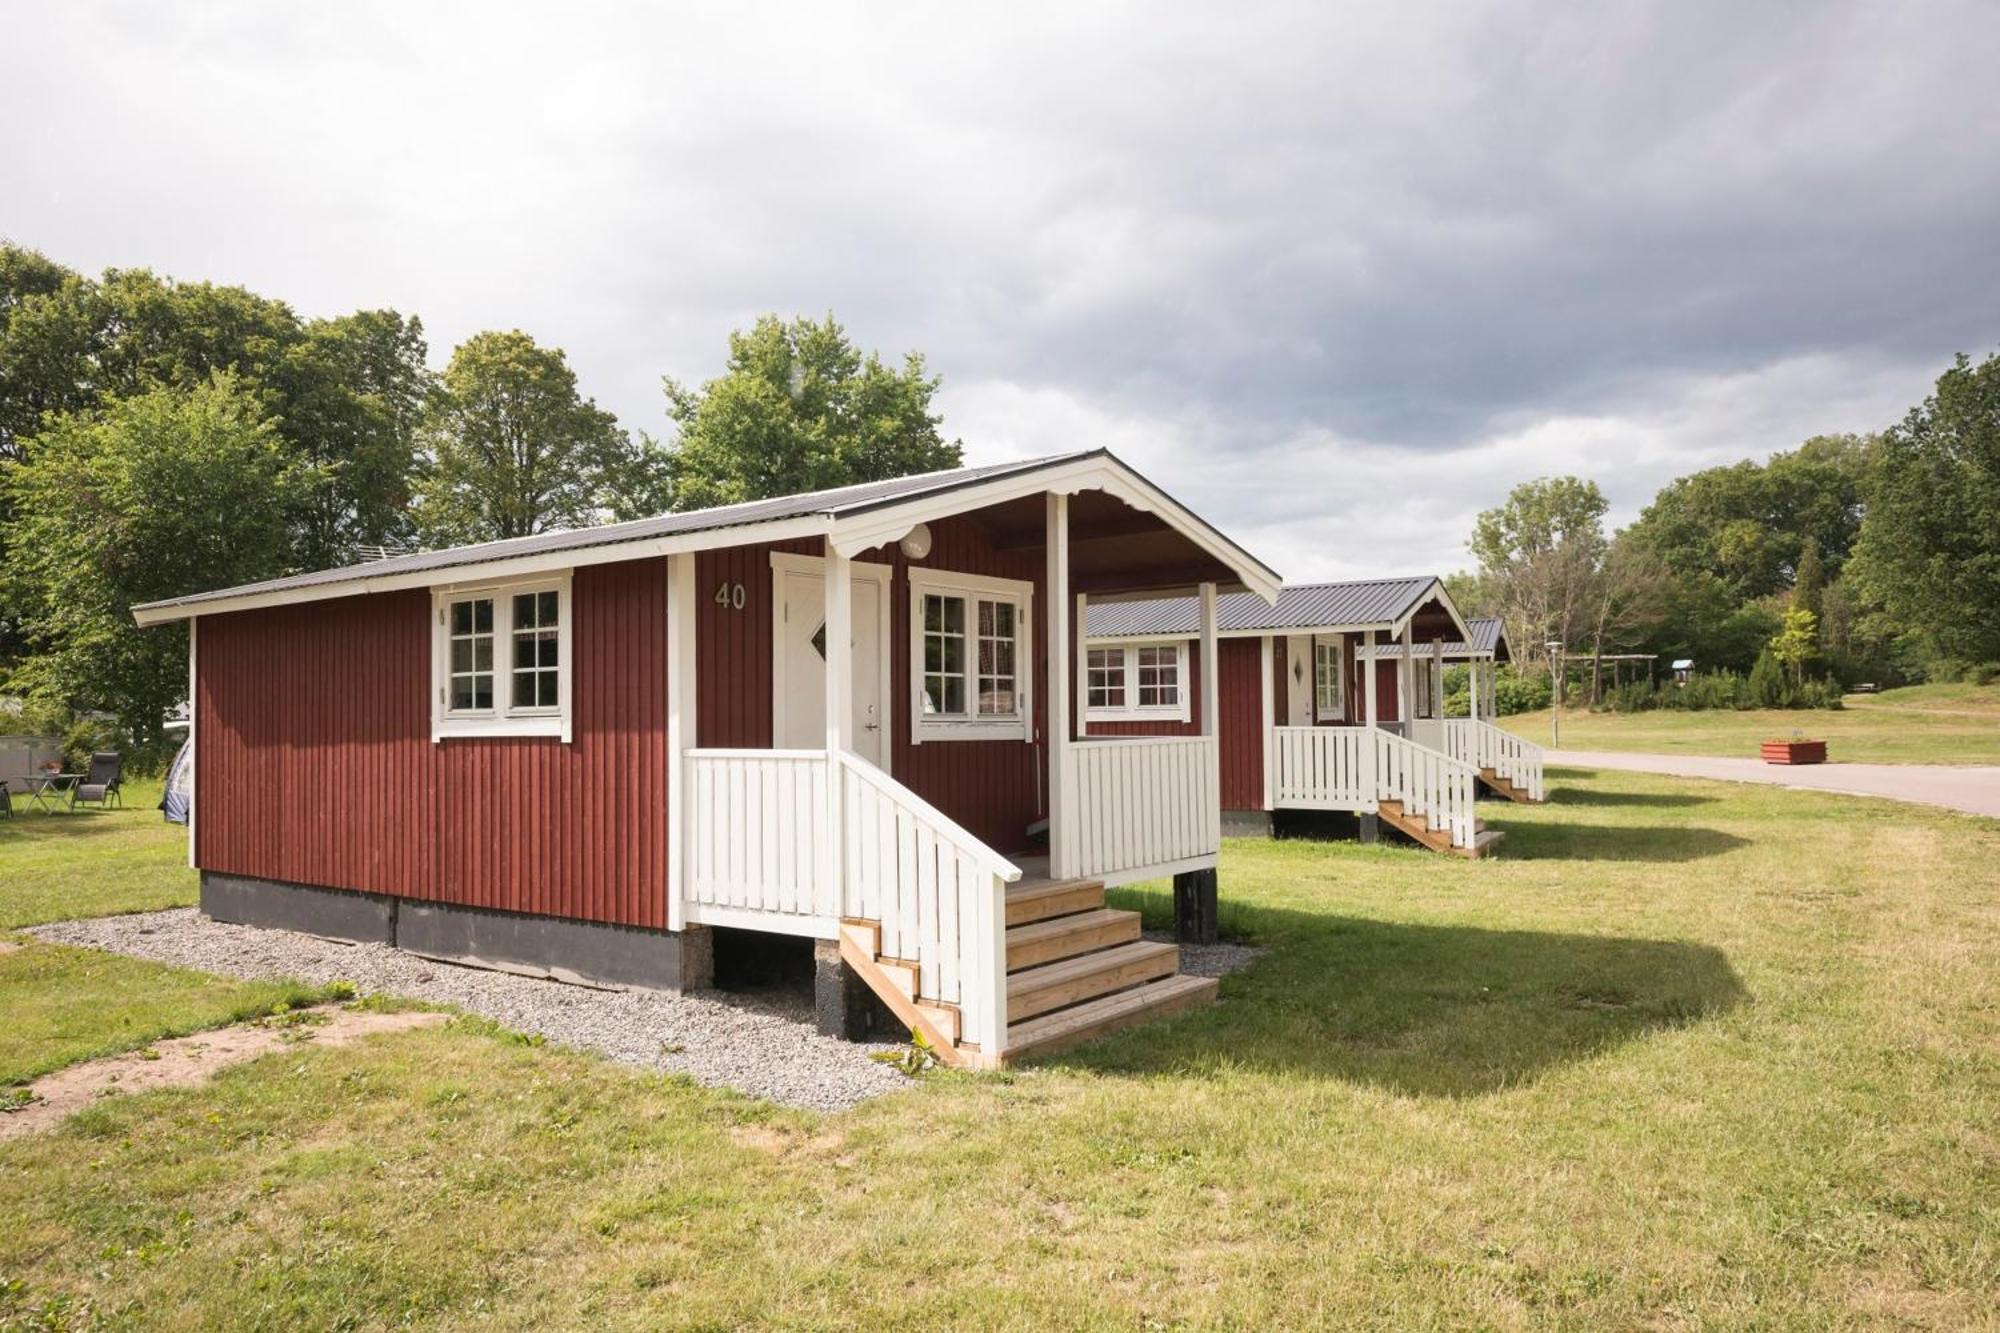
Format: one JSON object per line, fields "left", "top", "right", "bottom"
{"left": 1086, "top": 576, "right": 1439, "bottom": 637}
{"left": 135, "top": 451, "right": 1101, "bottom": 616}
{"left": 1359, "top": 616, "right": 1507, "bottom": 659}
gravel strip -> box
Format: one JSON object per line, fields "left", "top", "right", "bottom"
{"left": 1144, "top": 930, "right": 1266, "bottom": 979}
{"left": 30, "top": 914, "right": 1268, "bottom": 1111}
{"left": 31, "top": 909, "right": 908, "bottom": 1112}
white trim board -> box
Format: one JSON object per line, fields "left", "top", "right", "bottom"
{"left": 134, "top": 453, "right": 1281, "bottom": 627}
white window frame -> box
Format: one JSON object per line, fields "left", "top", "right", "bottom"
{"left": 431, "top": 572, "right": 573, "bottom": 742}
{"left": 1412, "top": 656, "right": 1437, "bottom": 720}
{"left": 1314, "top": 635, "right": 1346, "bottom": 721}
{"left": 908, "top": 568, "right": 1033, "bottom": 742}
{"left": 1083, "top": 640, "right": 1191, "bottom": 723}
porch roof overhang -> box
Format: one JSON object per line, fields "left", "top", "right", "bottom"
{"left": 1357, "top": 616, "right": 1511, "bottom": 662}
{"left": 1083, "top": 576, "right": 1472, "bottom": 647}
{"left": 132, "top": 448, "right": 1280, "bottom": 626}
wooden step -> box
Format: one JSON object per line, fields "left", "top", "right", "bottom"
{"left": 1004, "top": 974, "right": 1218, "bottom": 1062}
{"left": 1004, "top": 877, "right": 1105, "bottom": 927}
{"left": 1477, "top": 768, "right": 1540, "bottom": 804}
{"left": 1376, "top": 800, "right": 1456, "bottom": 855}
{"left": 1460, "top": 827, "right": 1506, "bottom": 860}
{"left": 1007, "top": 940, "right": 1180, "bottom": 1022}
{"left": 1005, "top": 908, "right": 1141, "bottom": 971}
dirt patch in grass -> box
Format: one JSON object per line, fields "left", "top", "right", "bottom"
{"left": 0, "top": 1006, "right": 445, "bottom": 1141}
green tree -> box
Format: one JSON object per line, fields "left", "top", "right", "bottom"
{"left": 660, "top": 314, "right": 962, "bottom": 511}
{"left": 0, "top": 246, "right": 431, "bottom": 570}
{"left": 275, "top": 310, "right": 431, "bottom": 566}
{"left": 1848, "top": 352, "right": 2000, "bottom": 665}
{"left": 1793, "top": 536, "right": 1825, "bottom": 624}
{"left": 1769, "top": 606, "right": 1820, "bottom": 685}
{"left": 2, "top": 376, "right": 302, "bottom": 747}
{"left": 1624, "top": 435, "right": 1872, "bottom": 601}
{"left": 412, "top": 330, "right": 635, "bottom": 545}
{"left": 1469, "top": 476, "right": 1609, "bottom": 676}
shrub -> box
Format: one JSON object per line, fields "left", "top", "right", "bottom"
{"left": 1747, "top": 649, "right": 1794, "bottom": 709}
{"left": 1490, "top": 667, "right": 1552, "bottom": 716}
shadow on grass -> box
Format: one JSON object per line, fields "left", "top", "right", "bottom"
{"left": 1058, "top": 900, "right": 1746, "bottom": 1097}
{"left": 1544, "top": 785, "right": 1717, "bottom": 809}
{"left": 0, "top": 806, "right": 151, "bottom": 845}
{"left": 1491, "top": 820, "right": 1750, "bottom": 863}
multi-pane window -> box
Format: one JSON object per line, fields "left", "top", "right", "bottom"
{"left": 921, "top": 594, "right": 967, "bottom": 716}
{"left": 1136, "top": 646, "right": 1179, "bottom": 707}
{"left": 447, "top": 597, "right": 495, "bottom": 711}
{"left": 435, "top": 578, "right": 569, "bottom": 739}
{"left": 511, "top": 590, "right": 561, "bottom": 709}
{"left": 1085, "top": 643, "right": 1188, "bottom": 719}
{"left": 1411, "top": 658, "right": 1436, "bottom": 719}
{"left": 923, "top": 592, "right": 1022, "bottom": 718}
{"left": 1086, "top": 647, "right": 1126, "bottom": 709}
{"left": 1315, "top": 639, "right": 1345, "bottom": 718}
{"left": 977, "top": 600, "right": 1017, "bottom": 715}
{"left": 913, "top": 575, "right": 1031, "bottom": 738}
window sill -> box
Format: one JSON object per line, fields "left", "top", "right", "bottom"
{"left": 433, "top": 715, "right": 569, "bottom": 742}
{"left": 914, "top": 719, "right": 1029, "bottom": 743}
{"left": 1085, "top": 707, "right": 1191, "bottom": 724}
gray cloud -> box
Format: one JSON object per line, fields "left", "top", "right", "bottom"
{"left": 4, "top": 0, "right": 1996, "bottom": 578}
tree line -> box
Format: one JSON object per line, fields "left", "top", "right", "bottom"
{"left": 0, "top": 242, "right": 962, "bottom": 756}
{"left": 1458, "top": 351, "right": 2000, "bottom": 706}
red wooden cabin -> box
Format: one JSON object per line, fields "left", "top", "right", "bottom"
{"left": 1085, "top": 583, "right": 1544, "bottom": 857}
{"left": 135, "top": 451, "right": 1279, "bottom": 1067}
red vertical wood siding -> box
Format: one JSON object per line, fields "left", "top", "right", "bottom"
{"left": 197, "top": 591, "right": 438, "bottom": 897}
{"left": 197, "top": 559, "right": 669, "bottom": 929}
{"left": 1215, "top": 638, "right": 1264, "bottom": 810}
{"left": 433, "top": 560, "right": 669, "bottom": 928}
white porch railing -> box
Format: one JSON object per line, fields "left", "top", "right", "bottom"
{"left": 1440, "top": 718, "right": 1545, "bottom": 801}
{"left": 1272, "top": 725, "right": 1367, "bottom": 808}
{"left": 837, "top": 752, "right": 1018, "bottom": 1053}
{"left": 1270, "top": 725, "right": 1481, "bottom": 850}
{"left": 685, "top": 750, "right": 835, "bottom": 928}
{"left": 1062, "top": 735, "right": 1220, "bottom": 884}
{"left": 1373, "top": 728, "right": 1478, "bottom": 849}
{"left": 682, "top": 747, "right": 1020, "bottom": 1056}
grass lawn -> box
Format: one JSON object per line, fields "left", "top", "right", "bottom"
{"left": 1503, "top": 679, "right": 2000, "bottom": 765}
{"left": 0, "top": 778, "right": 197, "bottom": 929}
{"left": 2, "top": 769, "right": 1997, "bottom": 1327}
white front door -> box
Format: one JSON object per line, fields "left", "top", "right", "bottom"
{"left": 775, "top": 563, "right": 887, "bottom": 766}
{"left": 1285, "top": 635, "right": 1313, "bottom": 726}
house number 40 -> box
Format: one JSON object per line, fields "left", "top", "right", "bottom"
{"left": 713, "top": 581, "right": 746, "bottom": 610}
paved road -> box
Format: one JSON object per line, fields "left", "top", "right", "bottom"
{"left": 1549, "top": 749, "right": 2000, "bottom": 820}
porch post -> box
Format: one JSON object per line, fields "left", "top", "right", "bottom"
{"left": 1046, "top": 493, "right": 1071, "bottom": 878}
{"left": 1467, "top": 654, "right": 1480, "bottom": 726}
{"left": 666, "top": 553, "right": 698, "bottom": 933}
{"left": 823, "top": 539, "right": 852, "bottom": 917}
{"left": 1074, "top": 592, "right": 1089, "bottom": 740}
{"left": 1258, "top": 633, "right": 1275, "bottom": 813}
{"left": 1362, "top": 627, "right": 1379, "bottom": 811}
{"left": 1433, "top": 639, "right": 1445, "bottom": 722}
{"left": 1398, "top": 621, "right": 1414, "bottom": 735}
{"left": 1198, "top": 582, "right": 1219, "bottom": 738}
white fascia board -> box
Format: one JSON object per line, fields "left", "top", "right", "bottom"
{"left": 131, "top": 514, "right": 839, "bottom": 626}
{"left": 1386, "top": 578, "right": 1473, "bottom": 645}
{"left": 828, "top": 457, "right": 1282, "bottom": 602}
{"left": 1081, "top": 620, "right": 1401, "bottom": 646}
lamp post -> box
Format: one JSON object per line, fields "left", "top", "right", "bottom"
{"left": 1546, "top": 640, "right": 1564, "bottom": 749}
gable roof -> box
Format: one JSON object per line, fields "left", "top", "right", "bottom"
{"left": 1358, "top": 616, "right": 1508, "bottom": 660}
{"left": 133, "top": 449, "right": 1281, "bottom": 625}
{"left": 1086, "top": 576, "right": 1457, "bottom": 640}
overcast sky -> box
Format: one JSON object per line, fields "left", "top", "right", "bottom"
{"left": 6, "top": 2, "right": 1997, "bottom": 580}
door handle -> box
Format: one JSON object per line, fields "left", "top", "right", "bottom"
{"left": 863, "top": 722, "right": 880, "bottom": 732}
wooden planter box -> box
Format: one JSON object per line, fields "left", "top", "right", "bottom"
{"left": 1761, "top": 739, "right": 1827, "bottom": 765}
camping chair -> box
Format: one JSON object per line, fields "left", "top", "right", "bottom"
{"left": 72, "top": 752, "right": 123, "bottom": 810}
